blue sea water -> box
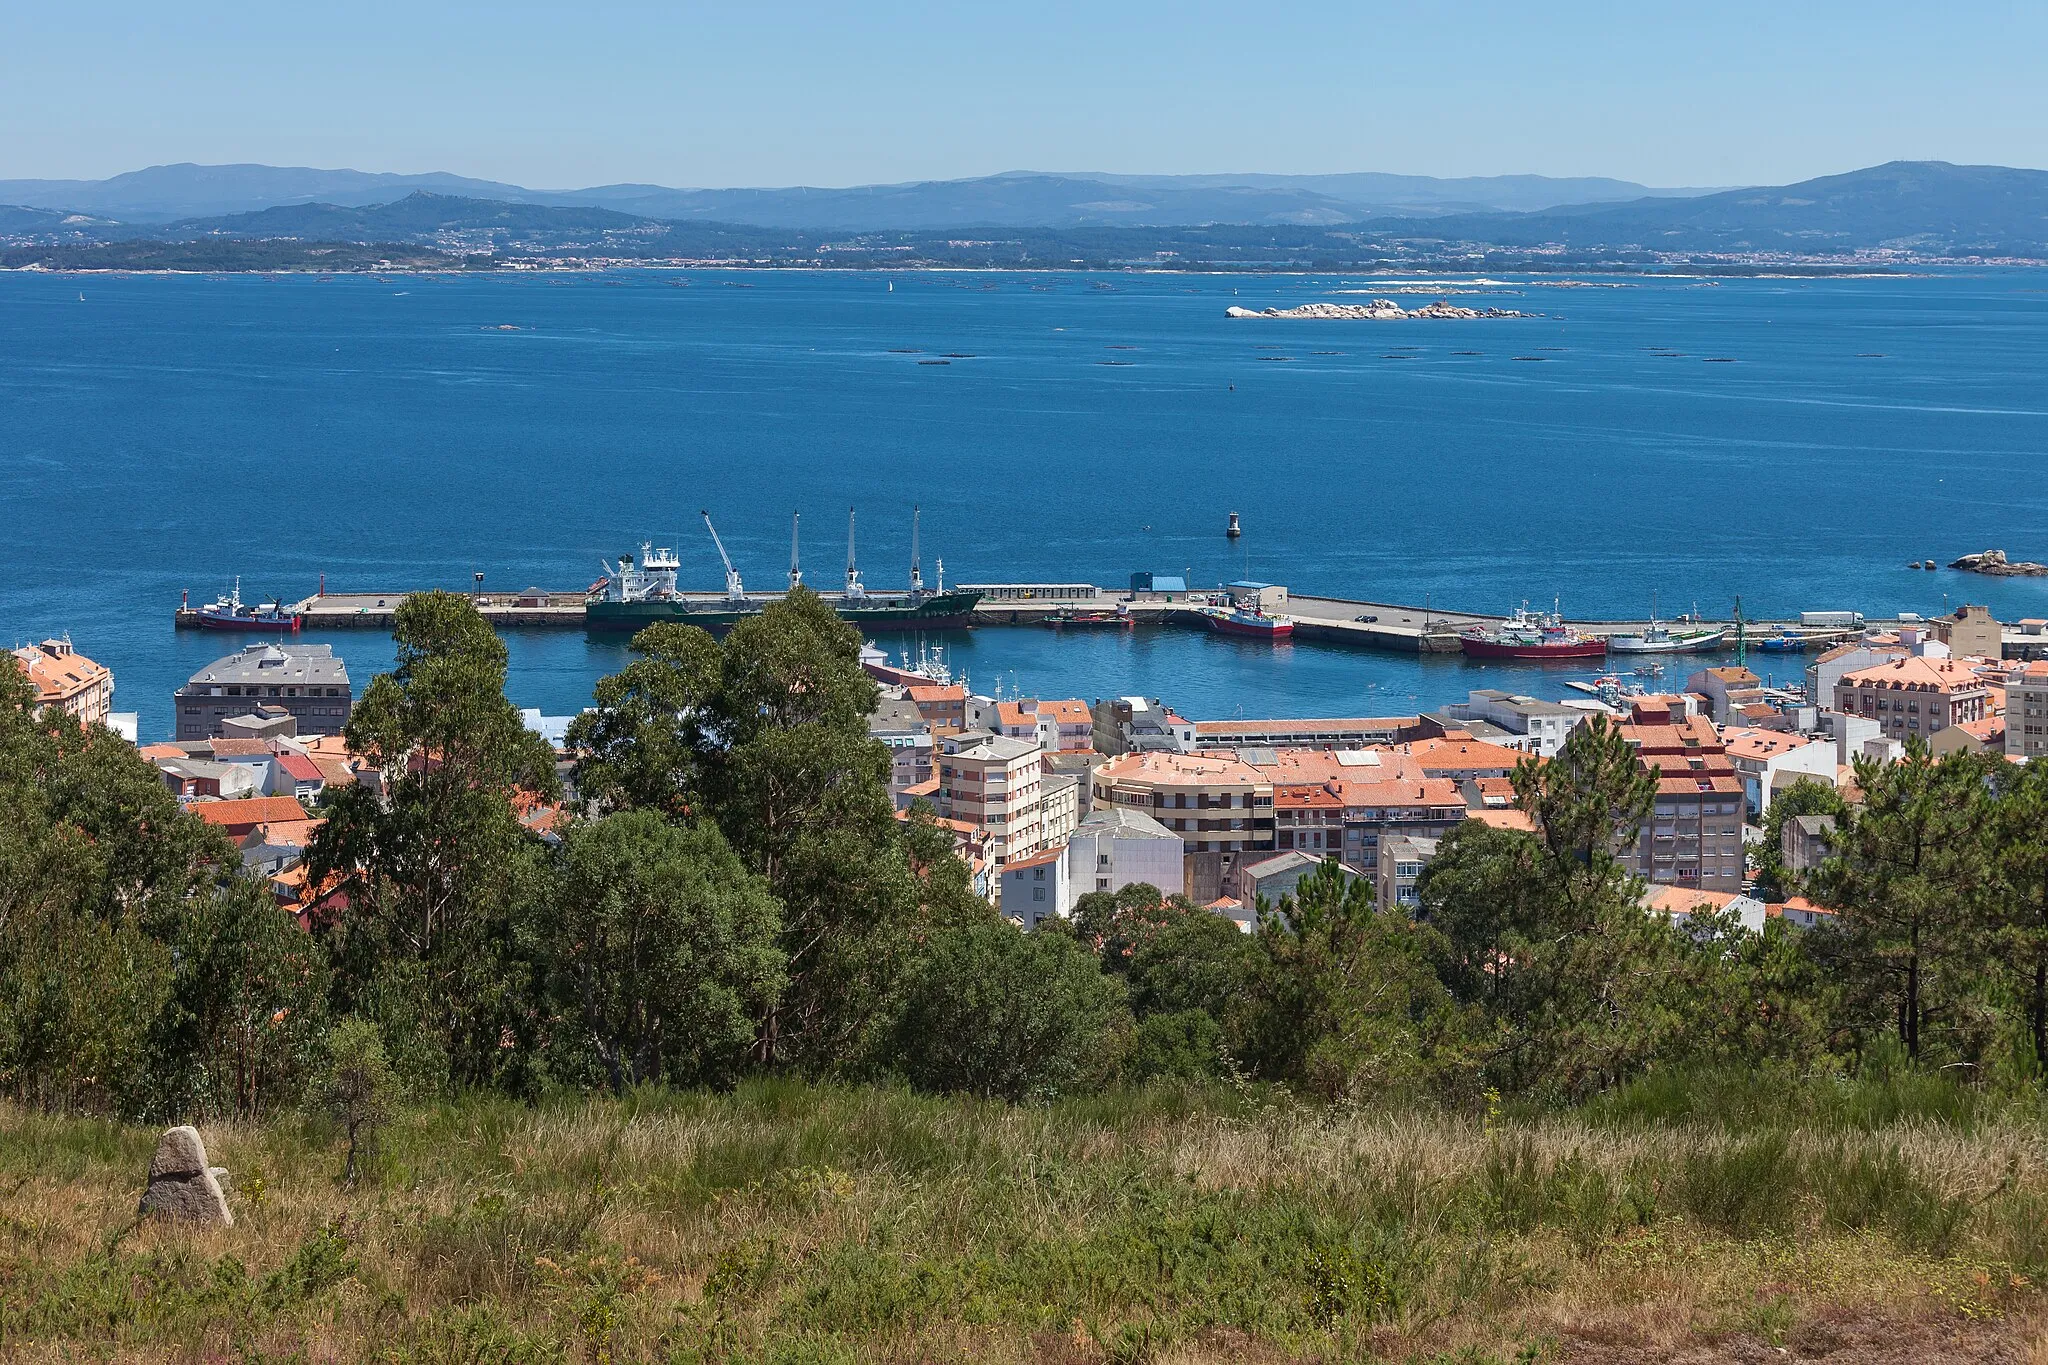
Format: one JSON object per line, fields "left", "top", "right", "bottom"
{"left": 3, "top": 268, "right": 2046, "bottom": 739}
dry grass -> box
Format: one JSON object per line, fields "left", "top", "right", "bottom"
{"left": 2, "top": 1079, "right": 2046, "bottom": 1361}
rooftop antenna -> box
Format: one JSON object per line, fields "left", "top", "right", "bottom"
{"left": 789, "top": 511, "right": 802, "bottom": 591}
{"left": 700, "top": 510, "right": 746, "bottom": 602}
{"left": 909, "top": 504, "right": 924, "bottom": 596}
{"left": 845, "top": 507, "right": 865, "bottom": 600}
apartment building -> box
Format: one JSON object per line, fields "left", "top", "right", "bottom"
{"left": 2010, "top": 661, "right": 2048, "bottom": 760}
{"left": 998, "top": 848, "right": 1069, "bottom": 928}
{"left": 1686, "top": 667, "right": 1765, "bottom": 725}
{"left": 1066, "top": 806, "right": 1184, "bottom": 899}
{"left": 1192, "top": 715, "right": 1410, "bottom": 752}
{"left": 1091, "top": 696, "right": 1198, "bottom": 754}
{"left": 174, "top": 643, "right": 352, "bottom": 740}
{"left": 1376, "top": 833, "right": 1441, "bottom": 911}
{"left": 869, "top": 693, "right": 936, "bottom": 801}
{"left": 994, "top": 698, "right": 1096, "bottom": 753}
{"left": 10, "top": 637, "right": 114, "bottom": 727}
{"left": 1093, "top": 749, "right": 1273, "bottom": 900}
{"left": 1331, "top": 777, "right": 1468, "bottom": 875}
{"left": 1833, "top": 656, "right": 1990, "bottom": 744}
{"left": 1441, "top": 689, "right": 1583, "bottom": 756}
{"left": 907, "top": 683, "right": 968, "bottom": 733}
{"left": 1618, "top": 698, "right": 1745, "bottom": 893}
{"left": 1933, "top": 604, "right": 2003, "bottom": 661}
{"left": 1721, "top": 728, "right": 1836, "bottom": 818}
{"left": 934, "top": 730, "right": 1046, "bottom": 868}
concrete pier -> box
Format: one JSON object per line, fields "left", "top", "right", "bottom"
{"left": 168, "top": 583, "right": 1890, "bottom": 657}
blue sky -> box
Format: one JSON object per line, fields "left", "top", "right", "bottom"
{"left": 6, "top": 0, "right": 2045, "bottom": 187}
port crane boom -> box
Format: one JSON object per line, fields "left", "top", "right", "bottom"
{"left": 700, "top": 510, "right": 746, "bottom": 602}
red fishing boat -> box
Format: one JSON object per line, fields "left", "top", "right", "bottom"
{"left": 1459, "top": 603, "right": 1605, "bottom": 660}
{"left": 1203, "top": 605, "right": 1295, "bottom": 640}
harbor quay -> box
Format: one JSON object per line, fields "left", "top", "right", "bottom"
{"left": 172, "top": 578, "right": 1925, "bottom": 657}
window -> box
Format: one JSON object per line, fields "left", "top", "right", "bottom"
{"left": 1032, "top": 887, "right": 1045, "bottom": 902}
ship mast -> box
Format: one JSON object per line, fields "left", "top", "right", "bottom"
{"left": 789, "top": 511, "right": 802, "bottom": 590}
{"left": 909, "top": 504, "right": 923, "bottom": 597}
{"left": 700, "top": 510, "right": 746, "bottom": 603}
{"left": 845, "top": 507, "right": 864, "bottom": 600}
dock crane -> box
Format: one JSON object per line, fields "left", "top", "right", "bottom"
{"left": 700, "top": 510, "right": 747, "bottom": 603}
{"left": 788, "top": 511, "right": 802, "bottom": 590}
{"left": 845, "top": 507, "right": 865, "bottom": 600}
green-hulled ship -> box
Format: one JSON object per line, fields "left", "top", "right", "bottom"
{"left": 584, "top": 509, "right": 984, "bottom": 635}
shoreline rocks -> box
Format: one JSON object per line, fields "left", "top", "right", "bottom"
{"left": 1950, "top": 549, "right": 2048, "bottom": 577}
{"left": 138, "top": 1125, "right": 233, "bottom": 1226}
{"left": 1226, "top": 299, "right": 1531, "bottom": 321}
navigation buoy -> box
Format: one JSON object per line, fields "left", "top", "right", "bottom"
{"left": 1226, "top": 511, "right": 1242, "bottom": 539}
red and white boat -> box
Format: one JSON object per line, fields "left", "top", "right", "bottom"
{"left": 1203, "top": 605, "right": 1295, "bottom": 640}
{"left": 1459, "top": 603, "right": 1605, "bottom": 660}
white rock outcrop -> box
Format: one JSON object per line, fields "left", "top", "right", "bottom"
{"left": 1226, "top": 300, "right": 1529, "bottom": 321}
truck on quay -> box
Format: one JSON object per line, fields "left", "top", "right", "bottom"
{"left": 1799, "top": 610, "right": 1866, "bottom": 629}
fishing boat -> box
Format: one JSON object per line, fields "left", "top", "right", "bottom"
{"left": 193, "top": 579, "right": 301, "bottom": 632}
{"left": 1607, "top": 621, "right": 1726, "bottom": 654}
{"left": 1043, "top": 606, "right": 1132, "bottom": 629}
{"left": 1202, "top": 605, "right": 1294, "bottom": 640}
{"left": 1756, "top": 631, "right": 1808, "bottom": 654}
{"left": 1459, "top": 603, "right": 1606, "bottom": 660}
{"left": 585, "top": 508, "right": 984, "bottom": 634}
{"left": 1607, "top": 596, "right": 1725, "bottom": 654}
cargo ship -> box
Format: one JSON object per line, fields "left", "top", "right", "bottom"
{"left": 1459, "top": 603, "right": 1606, "bottom": 660}
{"left": 1202, "top": 605, "right": 1295, "bottom": 640}
{"left": 584, "top": 509, "right": 984, "bottom": 635}
{"left": 188, "top": 579, "right": 302, "bottom": 632}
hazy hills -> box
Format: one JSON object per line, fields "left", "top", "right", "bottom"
{"left": 0, "top": 161, "right": 1707, "bottom": 228}
{"left": 1360, "top": 161, "right": 2048, "bottom": 255}
{"left": 6, "top": 161, "right": 2047, "bottom": 266}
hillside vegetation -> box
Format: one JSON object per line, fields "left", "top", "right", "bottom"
{"left": 9, "top": 589, "right": 2048, "bottom": 1358}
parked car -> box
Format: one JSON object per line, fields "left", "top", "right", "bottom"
{"left": 1354, "top": 613, "right": 1379, "bottom": 623}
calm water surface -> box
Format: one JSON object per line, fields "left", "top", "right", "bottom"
{"left": 2, "top": 269, "right": 2044, "bottom": 736}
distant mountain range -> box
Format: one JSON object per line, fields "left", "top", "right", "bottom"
{"left": 5, "top": 161, "right": 2046, "bottom": 266}
{"left": 1360, "top": 161, "right": 2048, "bottom": 256}
{"left": 0, "top": 161, "right": 1716, "bottom": 228}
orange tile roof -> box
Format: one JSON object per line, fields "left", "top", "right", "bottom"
{"left": 209, "top": 738, "right": 276, "bottom": 758}
{"left": 1001, "top": 848, "right": 1064, "bottom": 872}
{"left": 244, "top": 817, "right": 323, "bottom": 848}
{"left": 1273, "top": 782, "right": 1343, "bottom": 809}
{"left": 1467, "top": 808, "right": 1534, "bottom": 831}
{"left": 1097, "top": 750, "right": 1266, "bottom": 786}
{"left": 908, "top": 684, "right": 966, "bottom": 704}
{"left": 11, "top": 641, "right": 110, "bottom": 703}
{"left": 1405, "top": 736, "right": 1527, "bottom": 773}
{"left": 1331, "top": 777, "right": 1466, "bottom": 809}
{"left": 1840, "top": 656, "right": 1990, "bottom": 694}
{"left": 1723, "top": 730, "right": 1821, "bottom": 761}
{"left": 193, "top": 796, "right": 310, "bottom": 827}
{"left": 139, "top": 742, "right": 187, "bottom": 762}
{"left": 1642, "top": 885, "right": 1741, "bottom": 916}
{"left": 1037, "top": 700, "right": 1093, "bottom": 723}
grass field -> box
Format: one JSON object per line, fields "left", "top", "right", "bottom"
{"left": 5, "top": 1075, "right": 2048, "bottom": 1362}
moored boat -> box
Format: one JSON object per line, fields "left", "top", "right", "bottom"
{"left": 193, "top": 579, "right": 301, "bottom": 632}
{"left": 1202, "top": 605, "right": 1294, "bottom": 639}
{"left": 1607, "top": 624, "right": 1726, "bottom": 654}
{"left": 1460, "top": 603, "right": 1606, "bottom": 660}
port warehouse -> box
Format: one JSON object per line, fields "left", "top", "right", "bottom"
{"left": 176, "top": 582, "right": 2048, "bottom": 658}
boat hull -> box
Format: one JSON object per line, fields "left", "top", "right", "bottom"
{"left": 585, "top": 590, "right": 985, "bottom": 634}
{"left": 1607, "top": 630, "right": 1727, "bottom": 654}
{"left": 1206, "top": 614, "right": 1294, "bottom": 639}
{"left": 1459, "top": 637, "right": 1606, "bottom": 660}
{"left": 196, "top": 611, "right": 301, "bottom": 632}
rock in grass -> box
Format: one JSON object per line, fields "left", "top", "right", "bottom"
{"left": 138, "top": 1126, "right": 233, "bottom": 1226}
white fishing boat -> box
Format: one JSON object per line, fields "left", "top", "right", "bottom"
{"left": 1607, "top": 596, "right": 1726, "bottom": 654}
